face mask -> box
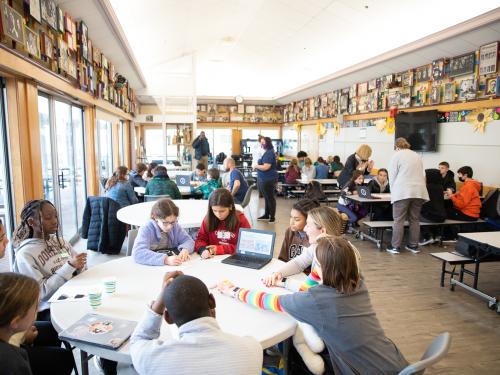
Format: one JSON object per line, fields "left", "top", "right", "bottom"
{"left": 458, "top": 176, "right": 466, "bottom": 182}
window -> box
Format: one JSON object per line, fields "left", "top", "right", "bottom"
{"left": 119, "top": 120, "right": 125, "bottom": 166}
{"left": 197, "top": 128, "right": 232, "bottom": 162}
{"left": 97, "top": 119, "right": 113, "bottom": 180}
{"left": 144, "top": 127, "right": 163, "bottom": 162}
{"left": 282, "top": 127, "right": 298, "bottom": 157}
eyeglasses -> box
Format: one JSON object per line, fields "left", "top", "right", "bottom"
{"left": 157, "top": 219, "right": 177, "bottom": 227}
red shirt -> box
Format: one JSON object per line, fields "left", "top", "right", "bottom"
{"left": 195, "top": 211, "right": 251, "bottom": 255}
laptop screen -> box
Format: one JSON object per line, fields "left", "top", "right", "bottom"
{"left": 176, "top": 175, "right": 190, "bottom": 186}
{"left": 236, "top": 228, "right": 276, "bottom": 257}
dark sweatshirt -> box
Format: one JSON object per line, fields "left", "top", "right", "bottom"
{"left": 368, "top": 177, "right": 390, "bottom": 193}
{"left": 441, "top": 170, "right": 456, "bottom": 192}
{"left": 0, "top": 340, "right": 32, "bottom": 375}
{"left": 278, "top": 228, "right": 310, "bottom": 262}
{"left": 421, "top": 169, "right": 446, "bottom": 222}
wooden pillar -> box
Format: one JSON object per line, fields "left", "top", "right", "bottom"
{"left": 84, "top": 106, "right": 99, "bottom": 196}
{"left": 112, "top": 121, "right": 120, "bottom": 169}
{"left": 123, "top": 120, "right": 132, "bottom": 168}
{"left": 232, "top": 129, "right": 242, "bottom": 155}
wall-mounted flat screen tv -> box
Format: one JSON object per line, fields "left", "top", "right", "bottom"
{"left": 395, "top": 110, "right": 438, "bottom": 152}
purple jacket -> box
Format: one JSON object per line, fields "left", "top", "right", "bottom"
{"left": 132, "top": 219, "right": 194, "bottom": 266}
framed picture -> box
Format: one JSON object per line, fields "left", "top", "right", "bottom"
{"left": 24, "top": 25, "right": 40, "bottom": 58}
{"left": 0, "top": 2, "right": 25, "bottom": 45}
{"left": 387, "top": 89, "right": 401, "bottom": 107}
{"left": 348, "top": 97, "right": 357, "bottom": 114}
{"left": 368, "top": 79, "right": 377, "bottom": 91}
{"left": 401, "top": 70, "right": 414, "bottom": 87}
{"left": 101, "top": 54, "right": 108, "bottom": 69}
{"left": 57, "top": 6, "right": 64, "bottom": 32}
{"left": 415, "top": 64, "right": 431, "bottom": 82}
{"left": 479, "top": 42, "right": 498, "bottom": 75}
{"left": 29, "top": 0, "right": 42, "bottom": 23}
{"left": 414, "top": 83, "right": 429, "bottom": 106}
{"left": 449, "top": 52, "right": 475, "bottom": 77}
{"left": 87, "top": 39, "right": 92, "bottom": 62}
{"left": 237, "top": 104, "right": 244, "bottom": 114}
{"left": 79, "top": 21, "right": 88, "bottom": 61}
{"left": 58, "top": 37, "right": 69, "bottom": 72}
{"left": 339, "top": 91, "right": 349, "bottom": 112}
{"left": 245, "top": 105, "right": 255, "bottom": 114}
{"left": 400, "top": 87, "right": 411, "bottom": 108}
{"left": 366, "top": 90, "right": 378, "bottom": 112}
{"left": 64, "top": 13, "right": 71, "bottom": 32}
{"left": 485, "top": 77, "right": 499, "bottom": 96}
{"left": 382, "top": 74, "right": 394, "bottom": 89}
{"left": 93, "top": 46, "right": 101, "bottom": 65}
{"left": 432, "top": 59, "right": 445, "bottom": 80}
{"left": 71, "top": 21, "right": 76, "bottom": 50}
{"left": 443, "top": 82, "right": 455, "bottom": 103}
{"left": 349, "top": 83, "right": 357, "bottom": 99}
{"left": 458, "top": 78, "right": 477, "bottom": 101}
{"left": 429, "top": 83, "right": 441, "bottom": 105}
{"left": 41, "top": 0, "right": 57, "bottom": 30}
{"left": 41, "top": 32, "right": 53, "bottom": 59}
{"left": 358, "top": 82, "right": 368, "bottom": 96}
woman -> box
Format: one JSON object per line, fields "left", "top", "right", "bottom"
{"left": 387, "top": 138, "right": 429, "bottom": 254}
{"left": 301, "top": 157, "right": 316, "bottom": 181}
{"left": 337, "top": 145, "right": 374, "bottom": 188}
{"left": 104, "top": 166, "right": 138, "bottom": 207}
{"left": 285, "top": 158, "right": 301, "bottom": 184}
{"left": 254, "top": 137, "right": 278, "bottom": 223}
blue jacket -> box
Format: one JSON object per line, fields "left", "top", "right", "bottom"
{"left": 129, "top": 170, "right": 147, "bottom": 188}
{"left": 132, "top": 219, "right": 194, "bottom": 266}
{"left": 105, "top": 181, "right": 138, "bottom": 207}
{"left": 192, "top": 136, "right": 210, "bottom": 160}
{"left": 315, "top": 164, "right": 330, "bottom": 179}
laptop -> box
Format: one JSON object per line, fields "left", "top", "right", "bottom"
{"left": 357, "top": 185, "right": 380, "bottom": 199}
{"left": 221, "top": 228, "right": 276, "bottom": 269}
{"left": 176, "top": 175, "right": 191, "bottom": 187}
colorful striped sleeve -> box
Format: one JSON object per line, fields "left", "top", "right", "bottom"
{"left": 298, "top": 267, "right": 321, "bottom": 291}
{"left": 236, "top": 288, "right": 285, "bottom": 312}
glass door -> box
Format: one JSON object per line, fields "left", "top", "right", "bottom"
{"left": 0, "top": 79, "right": 15, "bottom": 271}
{"left": 97, "top": 119, "right": 113, "bottom": 185}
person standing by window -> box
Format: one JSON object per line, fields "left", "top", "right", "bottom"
{"left": 192, "top": 131, "right": 210, "bottom": 170}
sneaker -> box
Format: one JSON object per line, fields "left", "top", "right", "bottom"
{"left": 386, "top": 246, "right": 400, "bottom": 254}
{"left": 405, "top": 244, "right": 420, "bottom": 254}
{"left": 268, "top": 218, "right": 275, "bottom": 223}
{"left": 257, "top": 215, "right": 270, "bottom": 221}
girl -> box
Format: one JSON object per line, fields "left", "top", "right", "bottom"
{"left": 105, "top": 166, "right": 138, "bottom": 207}
{"left": 13, "top": 200, "right": 86, "bottom": 317}
{"left": 132, "top": 199, "right": 195, "bottom": 266}
{"left": 301, "top": 157, "right": 316, "bottom": 181}
{"left": 219, "top": 236, "right": 409, "bottom": 375}
{"left": 304, "top": 181, "right": 327, "bottom": 202}
{"left": 263, "top": 206, "right": 345, "bottom": 290}
{"left": 330, "top": 155, "right": 343, "bottom": 176}
{"left": 195, "top": 188, "right": 251, "bottom": 258}
{"left": 337, "top": 170, "right": 368, "bottom": 226}
{"left": 0, "top": 272, "right": 39, "bottom": 375}
{"left": 314, "top": 157, "right": 329, "bottom": 179}
{"left": 367, "top": 168, "right": 392, "bottom": 220}
{"left": 145, "top": 165, "right": 181, "bottom": 199}
{"left": 285, "top": 158, "right": 301, "bottom": 184}
{"left": 145, "top": 162, "right": 158, "bottom": 181}
{"left": 278, "top": 199, "right": 321, "bottom": 263}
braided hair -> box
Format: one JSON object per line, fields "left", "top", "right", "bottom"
{"left": 12, "top": 200, "right": 62, "bottom": 248}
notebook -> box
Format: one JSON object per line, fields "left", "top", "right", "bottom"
{"left": 221, "top": 228, "right": 275, "bottom": 269}
{"left": 176, "top": 175, "right": 190, "bottom": 187}
{"left": 59, "top": 314, "right": 137, "bottom": 350}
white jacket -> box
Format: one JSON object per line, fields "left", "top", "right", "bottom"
{"left": 388, "top": 149, "right": 429, "bottom": 203}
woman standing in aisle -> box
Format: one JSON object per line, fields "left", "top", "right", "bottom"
{"left": 254, "top": 137, "right": 278, "bottom": 223}
{"left": 337, "top": 144, "right": 374, "bottom": 188}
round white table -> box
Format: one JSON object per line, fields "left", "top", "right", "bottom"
{"left": 117, "top": 200, "right": 243, "bottom": 228}
{"left": 51, "top": 256, "right": 301, "bottom": 365}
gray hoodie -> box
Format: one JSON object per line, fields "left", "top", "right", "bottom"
{"left": 13, "top": 236, "right": 79, "bottom": 311}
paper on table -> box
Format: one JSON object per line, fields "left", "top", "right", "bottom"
{"left": 49, "top": 287, "right": 89, "bottom": 303}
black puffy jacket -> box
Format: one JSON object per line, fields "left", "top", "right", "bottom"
{"left": 421, "top": 169, "right": 446, "bottom": 222}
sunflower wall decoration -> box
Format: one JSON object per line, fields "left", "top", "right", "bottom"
{"left": 316, "top": 122, "right": 327, "bottom": 137}
{"left": 374, "top": 118, "right": 387, "bottom": 132}
{"left": 332, "top": 120, "right": 341, "bottom": 136}
{"left": 466, "top": 109, "right": 493, "bottom": 133}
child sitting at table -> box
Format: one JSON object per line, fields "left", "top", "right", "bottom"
{"left": 145, "top": 166, "right": 181, "bottom": 199}
{"left": 195, "top": 188, "right": 251, "bottom": 258}
{"left": 367, "top": 168, "right": 392, "bottom": 220}
{"left": 193, "top": 168, "right": 221, "bottom": 199}
{"left": 219, "top": 236, "right": 408, "bottom": 375}
{"left": 304, "top": 181, "right": 327, "bottom": 202}
{"left": 132, "top": 199, "right": 194, "bottom": 266}
{"left": 336, "top": 170, "right": 367, "bottom": 226}
{"left": 278, "top": 199, "right": 321, "bottom": 263}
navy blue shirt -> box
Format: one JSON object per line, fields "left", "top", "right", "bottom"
{"left": 257, "top": 149, "right": 278, "bottom": 182}
{"left": 229, "top": 169, "right": 249, "bottom": 203}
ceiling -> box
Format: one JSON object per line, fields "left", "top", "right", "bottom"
{"left": 58, "top": 1, "right": 500, "bottom": 105}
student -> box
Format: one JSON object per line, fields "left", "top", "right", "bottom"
{"left": 336, "top": 170, "right": 367, "bottom": 225}
{"left": 421, "top": 169, "right": 446, "bottom": 223}
{"left": 220, "top": 236, "right": 408, "bottom": 375}
{"left": 438, "top": 161, "right": 456, "bottom": 192}
{"left": 193, "top": 168, "right": 221, "bottom": 199}
{"left": 285, "top": 158, "right": 301, "bottom": 184}
{"left": 132, "top": 199, "right": 194, "bottom": 266}
{"left": 129, "top": 162, "right": 148, "bottom": 188}
{"left": 330, "top": 155, "right": 344, "bottom": 176}
{"left": 105, "top": 166, "right": 139, "bottom": 207}
{"left": 225, "top": 157, "right": 249, "bottom": 204}
{"left": 0, "top": 272, "right": 39, "bottom": 375}
{"left": 278, "top": 199, "right": 321, "bottom": 263}
{"left": 275, "top": 152, "right": 284, "bottom": 171}
{"left": 264, "top": 206, "right": 344, "bottom": 289}
{"left": 130, "top": 272, "right": 262, "bottom": 375}
{"left": 301, "top": 157, "right": 316, "bottom": 181}
{"left": 367, "top": 168, "right": 392, "bottom": 220}
{"left": 304, "top": 180, "right": 327, "bottom": 202}
{"left": 445, "top": 166, "right": 481, "bottom": 221}
{"left": 13, "top": 200, "right": 86, "bottom": 316}
{"left": 195, "top": 188, "right": 251, "bottom": 258}
{"left": 145, "top": 165, "right": 181, "bottom": 199}
{"left": 297, "top": 151, "right": 308, "bottom": 168}
{"left": 145, "top": 162, "right": 158, "bottom": 181}
{"left": 315, "top": 157, "right": 329, "bottom": 179}
{"left": 189, "top": 163, "right": 207, "bottom": 187}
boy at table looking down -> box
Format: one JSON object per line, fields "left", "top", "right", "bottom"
{"left": 132, "top": 199, "right": 194, "bottom": 266}
{"left": 192, "top": 167, "right": 221, "bottom": 199}
{"left": 130, "top": 271, "right": 263, "bottom": 375}
{"left": 189, "top": 162, "right": 208, "bottom": 187}
{"left": 195, "top": 189, "right": 251, "bottom": 258}
{"left": 219, "top": 236, "right": 409, "bottom": 375}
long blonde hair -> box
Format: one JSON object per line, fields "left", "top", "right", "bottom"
{"left": 308, "top": 206, "right": 342, "bottom": 236}
{"left": 356, "top": 144, "right": 372, "bottom": 160}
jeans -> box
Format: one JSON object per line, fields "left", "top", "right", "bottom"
{"left": 392, "top": 198, "right": 424, "bottom": 248}
{"left": 258, "top": 179, "right": 277, "bottom": 219}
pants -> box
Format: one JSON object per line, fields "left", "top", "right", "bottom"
{"left": 446, "top": 205, "right": 478, "bottom": 221}
{"left": 195, "top": 155, "right": 209, "bottom": 170}
{"left": 337, "top": 203, "right": 367, "bottom": 224}
{"left": 392, "top": 198, "right": 424, "bottom": 248}
{"left": 258, "top": 179, "right": 277, "bottom": 219}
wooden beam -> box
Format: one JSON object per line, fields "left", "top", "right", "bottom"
{"left": 84, "top": 106, "right": 99, "bottom": 197}
{"left": 197, "top": 122, "right": 281, "bottom": 128}
{"left": 123, "top": 121, "right": 132, "bottom": 169}
{"left": 112, "top": 121, "right": 120, "bottom": 169}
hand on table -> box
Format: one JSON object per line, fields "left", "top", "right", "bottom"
{"left": 201, "top": 245, "right": 217, "bottom": 259}
{"left": 69, "top": 253, "right": 87, "bottom": 269}
{"left": 217, "top": 280, "right": 236, "bottom": 297}
{"left": 178, "top": 249, "right": 191, "bottom": 262}
{"left": 23, "top": 325, "right": 38, "bottom": 345}
{"left": 262, "top": 272, "right": 283, "bottom": 287}
{"left": 164, "top": 255, "right": 182, "bottom": 266}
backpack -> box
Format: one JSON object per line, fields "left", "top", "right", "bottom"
{"left": 480, "top": 188, "right": 500, "bottom": 219}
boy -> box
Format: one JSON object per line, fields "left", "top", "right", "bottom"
{"left": 194, "top": 168, "right": 221, "bottom": 199}
{"left": 190, "top": 163, "right": 207, "bottom": 187}
{"left": 438, "top": 161, "right": 456, "bottom": 192}
{"left": 445, "top": 166, "right": 481, "bottom": 221}
{"left": 130, "top": 272, "right": 262, "bottom": 375}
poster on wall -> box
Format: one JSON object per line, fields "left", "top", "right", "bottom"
{"left": 479, "top": 42, "right": 498, "bottom": 75}
{"left": 448, "top": 52, "right": 475, "bottom": 77}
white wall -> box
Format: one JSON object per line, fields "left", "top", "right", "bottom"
{"left": 310, "top": 120, "right": 500, "bottom": 186}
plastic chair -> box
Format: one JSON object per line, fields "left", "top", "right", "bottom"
{"left": 126, "top": 229, "right": 138, "bottom": 256}
{"left": 398, "top": 332, "right": 451, "bottom": 375}
{"left": 144, "top": 194, "right": 170, "bottom": 202}
{"left": 240, "top": 184, "right": 256, "bottom": 225}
